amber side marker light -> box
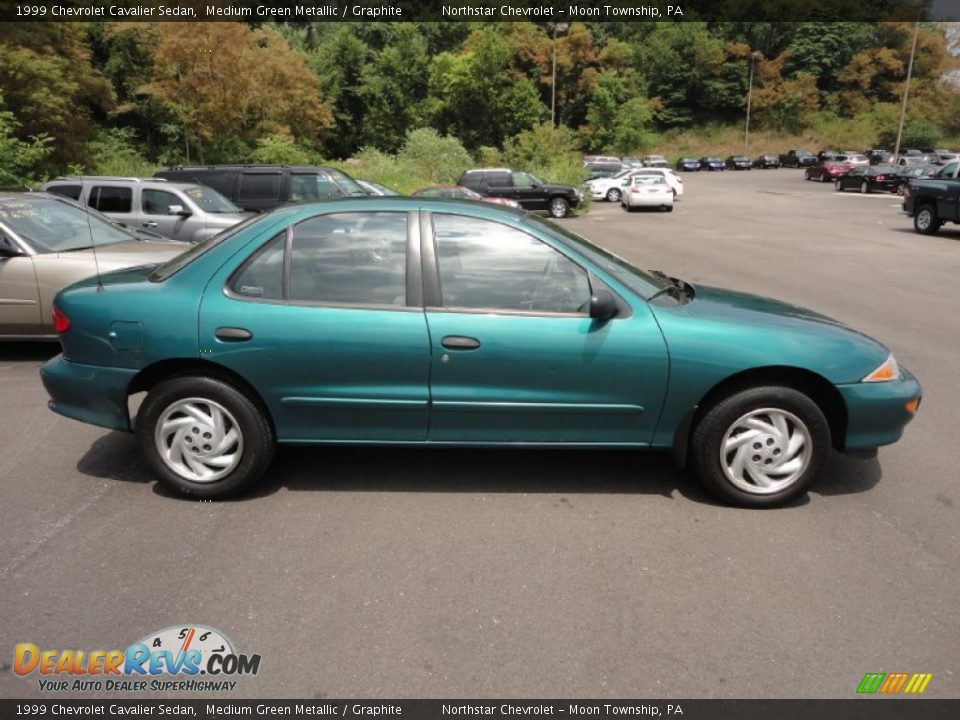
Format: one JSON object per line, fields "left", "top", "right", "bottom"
{"left": 905, "top": 398, "right": 921, "bottom": 414}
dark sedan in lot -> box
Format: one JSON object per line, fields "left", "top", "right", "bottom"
{"left": 41, "top": 198, "right": 920, "bottom": 508}
{"left": 752, "top": 154, "right": 781, "bottom": 169}
{"left": 725, "top": 155, "right": 752, "bottom": 170}
{"left": 834, "top": 165, "right": 899, "bottom": 193}
{"left": 675, "top": 158, "right": 701, "bottom": 172}
{"left": 699, "top": 156, "right": 725, "bottom": 171}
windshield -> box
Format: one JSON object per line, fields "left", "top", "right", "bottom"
{"left": 182, "top": 185, "right": 240, "bottom": 213}
{"left": 528, "top": 216, "right": 670, "bottom": 299}
{"left": 0, "top": 196, "right": 135, "bottom": 253}
{"left": 149, "top": 214, "right": 262, "bottom": 282}
{"left": 327, "top": 169, "right": 368, "bottom": 197}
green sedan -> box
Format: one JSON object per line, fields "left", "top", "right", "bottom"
{"left": 40, "top": 198, "right": 920, "bottom": 507}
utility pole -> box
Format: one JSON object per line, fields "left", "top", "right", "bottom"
{"left": 893, "top": 20, "right": 921, "bottom": 162}
{"left": 745, "top": 51, "right": 761, "bottom": 151}
{"left": 550, "top": 23, "right": 568, "bottom": 127}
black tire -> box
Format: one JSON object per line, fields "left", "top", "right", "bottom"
{"left": 820, "top": 173, "right": 829, "bottom": 183}
{"left": 835, "top": 180, "right": 843, "bottom": 191}
{"left": 548, "top": 197, "right": 570, "bottom": 218}
{"left": 914, "top": 204, "right": 940, "bottom": 235}
{"left": 136, "top": 375, "right": 275, "bottom": 499}
{"left": 804, "top": 170, "right": 812, "bottom": 181}
{"left": 860, "top": 181, "right": 869, "bottom": 194}
{"left": 664, "top": 205, "right": 674, "bottom": 212}
{"left": 689, "top": 386, "right": 831, "bottom": 508}
{"left": 606, "top": 188, "right": 621, "bottom": 203}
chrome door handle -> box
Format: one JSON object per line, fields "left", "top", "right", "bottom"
{"left": 441, "top": 335, "right": 480, "bottom": 350}
{"left": 142, "top": 222, "right": 158, "bottom": 228}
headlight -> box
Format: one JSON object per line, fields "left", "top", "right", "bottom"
{"left": 862, "top": 353, "right": 901, "bottom": 382}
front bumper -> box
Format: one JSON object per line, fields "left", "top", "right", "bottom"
{"left": 40, "top": 355, "right": 136, "bottom": 432}
{"left": 837, "top": 366, "right": 921, "bottom": 450}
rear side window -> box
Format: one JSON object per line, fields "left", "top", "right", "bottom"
{"left": 89, "top": 186, "right": 133, "bottom": 213}
{"left": 238, "top": 174, "right": 281, "bottom": 201}
{"left": 486, "top": 173, "right": 511, "bottom": 187}
{"left": 229, "top": 233, "right": 285, "bottom": 301}
{"left": 46, "top": 184, "right": 82, "bottom": 200}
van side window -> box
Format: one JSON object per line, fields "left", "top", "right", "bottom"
{"left": 238, "top": 174, "right": 281, "bottom": 201}
{"left": 46, "top": 185, "right": 82, "bottom": 201}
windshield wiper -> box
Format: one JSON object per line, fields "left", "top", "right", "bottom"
{"left": 648, "top": 269, "right": 694, "bottom": 302}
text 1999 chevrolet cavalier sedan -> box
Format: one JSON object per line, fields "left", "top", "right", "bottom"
{"left": 41, "top": 198, "right": 920, "bottom": 507}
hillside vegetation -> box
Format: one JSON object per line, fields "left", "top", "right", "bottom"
{"left": 1, "top": 21, "right": 958, "bottom": 189}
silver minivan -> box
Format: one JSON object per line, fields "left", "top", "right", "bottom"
{"left": 41, "top": 177, "right": 252, "bottom": 243}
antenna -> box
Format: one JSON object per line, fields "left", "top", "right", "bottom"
{"left": 82, "top": 188, "right": 104, "bottom": 292}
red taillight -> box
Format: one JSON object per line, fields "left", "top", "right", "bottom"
{"left": 52, "top": 306, "right": 70, "bottom": 333}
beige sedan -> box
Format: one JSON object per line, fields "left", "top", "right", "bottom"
{"left": 0, "top": 192, "right": 185, "bottom": 339}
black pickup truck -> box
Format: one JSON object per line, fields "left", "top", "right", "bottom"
{"left": 901, "top": 161, "right": 960, "bottom": 234}
{"left": 779, "top": 149, "right": 818, "bottom": 168}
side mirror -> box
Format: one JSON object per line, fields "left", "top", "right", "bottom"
{"left": 589, "top": 289, "right": 619, "bottom": 320}
{"left": 168, "top": 205, "right": 191, "bottom": 217}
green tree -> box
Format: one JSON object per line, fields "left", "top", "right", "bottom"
{"left": 0, "top": 90, "right": 52, "bottom": 185}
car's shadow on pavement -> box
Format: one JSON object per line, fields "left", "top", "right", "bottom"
{"left": 889, "top": 226, "right": 960, "bottom": 240}
{"left": 0, "top": 342, "right": 59, "bottom": 362}
{"left": 76, "top": 431, "right": 881, "bottom": 508}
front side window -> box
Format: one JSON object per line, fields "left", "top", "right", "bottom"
{"left": 142, "top": 189, "right": 182, "bottom": 215}
{"left": 432, "top": 214, "right": 590, "bottom": 314}
{"left": 291, "top": 174, "right": 342, "bottom": 202}
{"left": 89, "top": 186, "right": 133, "bottom": 213}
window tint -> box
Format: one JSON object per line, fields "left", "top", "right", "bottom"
{"left": 230, "top": 233, "right": 285, "bottom": 301}
{"left": 238, "top": 174, "right": 281, "bottom": 200}
{"left": 289, "top": 212, "right": 407, "bottom": 306}
{"left": 89, "top": 186, "right": 132, "bottom": 213}
{"left": 432, "top": 214, "right": 590, "bottom": 314}
{"left": 486, "top": 173, "right": 511, "bottom": 187}
{"left": 47, "top": 184, "right": 82, "bottom": 200}
{"left": 142, "top": 189, "right": 182, "bottom": 215}
{"left": 511, "top": 172, "right": 536, "bottom": 188}
{"left": 290, "top": 174, "right": 343, "bottom": 202}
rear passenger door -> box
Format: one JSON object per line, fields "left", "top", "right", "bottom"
{"left": 87, "top": 185, "right": 136, "bottom": 226}
{"left": 198, "top": 209, "right": 431, "bottom": 442}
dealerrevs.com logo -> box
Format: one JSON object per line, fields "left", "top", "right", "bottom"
{"left": 14, "top": 624, "right": 261, "bottom": 692}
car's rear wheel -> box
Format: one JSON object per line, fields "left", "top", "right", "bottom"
{"left": 606, "top": 188, "right": 621, "bottom": 202}
{"left": 549, "top": 197, "right": 570, "bottom": 218}
{"left": 804, "top": 170, "right": 812, "bottom": 180}
{"left": 820, "top": 173, "right": 829, "bottom": 183}
{"left": 137, "top": 376, "right": 275, "bottom": 499}
{"left": 835, "top": 180, "right": 843, "bottom": 191}
{"left": 914, "top": 204, "right": 940, "bottom": 235}
{"left": 690, "top": 386, "right": 830, "bottom": 508}
{"left": 664, "top": 205, "right": 673, "bottom": 212}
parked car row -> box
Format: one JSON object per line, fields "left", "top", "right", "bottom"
{"left": 586, "top": 167, "right": 683, "bottom": 203}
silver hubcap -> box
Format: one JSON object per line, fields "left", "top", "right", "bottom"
{"left": 861, "top": 182, "right": 868, "bottom": 193}
{"left": 155, "top": 398, "right": 243, "bottom": 483}
{"left": 720, "top": 408, "right": 811, "bottom": 495}
{"left": 550, "top": 200, "right": 566, "bottom": 217}
{"left": 917, "top": 209, "right": 931, "bottom": 230}
{"left": 607, "top": 189, "right": 620, "bottom": 201}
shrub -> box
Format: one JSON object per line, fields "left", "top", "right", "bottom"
{"left": 396, "top": 128, "right": 473, "bottom": 184}
{"left": 249, "top": 132, "right": 317, "bottom": 165}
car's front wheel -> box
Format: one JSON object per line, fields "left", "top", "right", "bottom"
{"left": 860, "top": 181, "right": 869, "bottom": 194}
{"left": 835, "top": 180, "right": 843, "bottom": 191}
{"left": 549, "top": 197, "right": 570, "bottom": 218}
{"left": 137, "top": 376, "right": 275, "bottom": 498}
{"left": 690, "top": 386, "right": 830, "bottom": 507}
{"left": 606, "top": 188, "right": 621, "bottom": 203}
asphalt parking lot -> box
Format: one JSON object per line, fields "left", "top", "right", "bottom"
{"left": 1, "top": 169, "right": 958, "bottom": 699}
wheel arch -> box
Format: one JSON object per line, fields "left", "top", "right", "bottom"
{"left": 127, "top": 358, "right": 276, "bottom": 434}
{"left": 672, "top": 365, "right": 848, "bottom": 468}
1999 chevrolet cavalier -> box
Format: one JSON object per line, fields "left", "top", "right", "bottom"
{"left": 41, "top": 198, "right": 921, "bottom": 507}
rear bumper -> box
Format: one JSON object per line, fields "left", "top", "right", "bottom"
{"left": 40, "top": 355, "right": 135, "bottom": 432}
{"left": 837, "top": 367, "right": 921, "bottom": 450}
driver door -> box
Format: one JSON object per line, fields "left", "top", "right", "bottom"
{"left": 0, "top": 232, "right": 41, "bottom": 336}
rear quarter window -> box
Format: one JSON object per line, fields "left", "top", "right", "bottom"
{"left": 46, "top": 184, "right": 82, "bottom": 200}
{"left": 238, "top": 174, "right": 281, "bottom": 201}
